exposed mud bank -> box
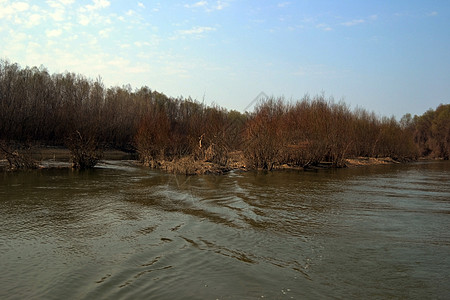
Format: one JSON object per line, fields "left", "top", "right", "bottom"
{"left": 139, "top": 152, "right": 414, "bottom": 175}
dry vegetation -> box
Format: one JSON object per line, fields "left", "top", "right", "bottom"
{"left": 1, "top": 60, "right": 449, "bottom": 173}
{"left": 242, "top": 97, "right": 419, "bottom": 170}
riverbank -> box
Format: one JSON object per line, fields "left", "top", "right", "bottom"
{"left": 344, "top": 156, "right": 402, "bottom": 167}
{"left": 0, "top": 147, "right": 135, "bottom": 171}
{"left": 0, "top": 147, "right": 418, "bottom": 174}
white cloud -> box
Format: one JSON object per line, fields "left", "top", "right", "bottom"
{"left": 10, "top": 30, "right": 28, "bottom": 42}
{"left": 77, "top": 8, "right": 111, "bottom": 26}
{"left": 46, "top": 1, "right": 60, "bottom": 9}
{"left": 316, "top": 23, "right": 332, "bottom": 31}
{"left": 12, "top": 2, "right": 30, "bottom": 11}
{"left": 0, "top": 1, "right": 30, "bottom": 19}
{"left": 79, "top": 14, "right": 90, "bottom": 26}
{"left": 99, "top": 28, "right": 112, "bottom": 38}
{"left": 46, "top": 0, "right": 75, "bottom": 21}
{"left": 27, "top": 41, "right": 42, "bottom": 51}
{"left": 62, "top": 22, "right": 74, "bottom": 31}
{"left": 46, "top": 28, "right": 63, "bottom": 37}
{"left": 341, "top": 19, "right": 365, "bottom": 26}
{"left": 50, "top": 9, "right": 65, "bottom": 21}
{"left": 82, "top": 0, "right": 110, "bottom": 12}
{"left": 163, "top": 61, "right": 190, "bottom": 77}
{"left": 27, "top": 14, "right": 43, "bottom": 26}
{"left": 88, "top": 36, "right": 98, "bottom": 46}
{"left": 108, "top": 57, "right": 130, "bottom": 68}
{"left": 427, "top": 11, "right": 438, "bottom": 17}
{"left": 126, "top": 65, "right": 150, "bottom": 74}
{"left": 106, "top": 59, "right": 153, "bottom": 78}
{"left": 185, "top": 1, "right": 229, "bottom": 12}
{"left": 214, "top": 1, "right": 228, "bottom": 11}
{"left": 47, "top": 0, "right": 75, "bottom": 7}
{"left": 46, "top": 1, "right": 61, "bottom": 8}
{"left": 93, "top": 0, "right": 110, "bottom": 9}
{"left": 185, "top": 1, "right": 208, "bottom": 8}
{"left": 138, "top": 2, "right": 145, "bottom": 9}
{"left": 134, "top": 41, "right": 151, "bottom": 47}
{"left": 179, "top": 26, "right": 216, "bottom": 35}
{"left": 278, "top": 2, "right": 291, "bottom": 8}
{"left": 67, "top": 34, "right": 78, "bottom": 41}
{"left": 2, "top": 31, "right": 29, "bottom": 57}
{"left": 340, "top": 15, "right": 377, "bottom": 27}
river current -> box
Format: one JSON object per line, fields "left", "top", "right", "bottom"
{"left": 1, "top": 161, "right": 449, "bottom": 299}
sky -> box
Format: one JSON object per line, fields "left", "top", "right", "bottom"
{"left": 1, "top": 0, "right": 449, "bottom": 118}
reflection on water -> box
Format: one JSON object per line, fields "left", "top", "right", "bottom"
{"left": 1, "top": 161, "right": 449, "bottom": 299}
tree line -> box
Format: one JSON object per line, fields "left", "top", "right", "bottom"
{"left": 405, "top": 104, "right": 450, "bottom": 160}
{"left": 0, "top": 60, "right": 448, "bottom": 170}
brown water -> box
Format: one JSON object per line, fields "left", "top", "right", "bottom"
{"left": 1, "top": 161, "right": 449, "bottom": 299}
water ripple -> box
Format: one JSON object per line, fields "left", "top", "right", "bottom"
{"left": 1, "top": 161, "right": 449, "bottom": 299}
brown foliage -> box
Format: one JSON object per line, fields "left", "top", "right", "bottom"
{"left": 243, "top": 99, "right": 286, "bottom": 169}
{"left": 413, "top": 104, "right": 450, "bottom": 159}
{"left": 134, "top": 99, "right": 239, "bottom": 169}
{"left": 242, "top": 95, "right": 419, "bottom": 169}
{"left": 135, "top": 107, "right": 171, "bottom": 165}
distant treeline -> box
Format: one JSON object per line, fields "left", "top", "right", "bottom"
{"left": 0, "top": 60, "right": 449, "bottom": 170}
{"left": 408, "top": 104, "right": 450, "bottom": 160}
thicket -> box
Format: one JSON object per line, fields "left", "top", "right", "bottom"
{"left": 1, "top": 60, "right": 448, "bottom": 171}
{"left": 134, "top": 100, "right": 244, "bottom": 169}
{"left": 242, "top": 96, "right": 418, "bottom": 170}
{"left": 0, "top": 60, "right": 244, "bottom": 170}
{"left": 0, "top": 60, "right": 171, "bottom": 168}
{"left": 408, "top": 104, "right": 450, "bottom": 159}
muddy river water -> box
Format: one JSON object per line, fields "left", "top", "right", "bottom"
{"left": 1, "top": 161, "right": 449, "bottom": 299}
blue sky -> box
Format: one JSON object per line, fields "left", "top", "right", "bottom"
{"left": 1, "top": 0, "right": 449, "bottom": 118}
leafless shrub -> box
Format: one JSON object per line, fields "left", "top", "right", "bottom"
{"left": 0, "top": 141, "right": 38, "bottom": 170}
{"left": 66, "top": 131, "right": 103, "bottom": 169}
{"left": 242, "top": 98, "right": 286, "bottom": 170}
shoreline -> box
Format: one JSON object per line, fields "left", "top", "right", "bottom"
{"left": 0, "top": 147, "right": 423, "bottom": 174}
{"left": 0, "top": 147, "right": 135, "bottom": 172}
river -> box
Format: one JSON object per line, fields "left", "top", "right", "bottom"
{"left": 1, "top": 161, "right": 449, "bottom": 299}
